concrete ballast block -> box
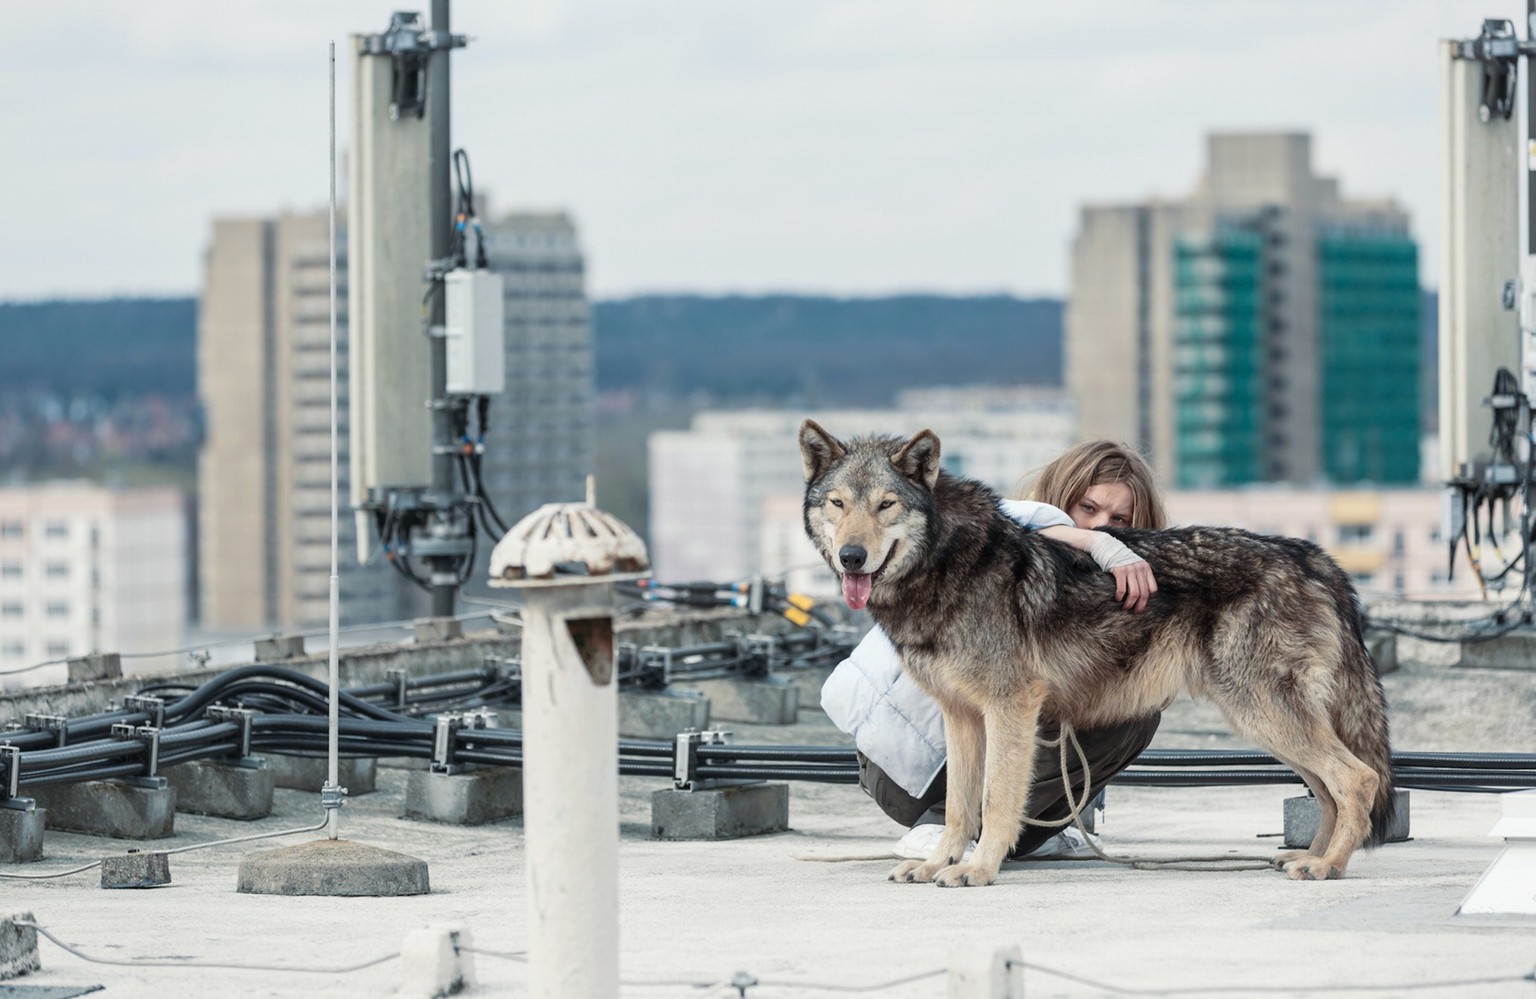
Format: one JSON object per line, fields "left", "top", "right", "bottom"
{"left": 404, "top": 767, "right": 523, "bottom": 825}
{"left": 268, "top": 755, "right": 377, "bottom": 795}
{"left": 254, "top": 634, "right": 306, "bottom": 661}
{"left": 164, "top": 759, "right": 274, "bottom": 820}
{"left": 0, "top": 911, "right": 40, "bottom": 981}
{"left": 0, "top": 807, "right": 45, "bottom": 863}
{"left": 29, "top": 780, "right": 175, "bottom": 840}
{"left": 948, "top": 943, "right": 1023, "bottom": 999}
{"left": 100, "top": 850, "right": 171, "bottom": 888}
{"left": 620, "top": 690, "right": 709, "bottom": 739}
{"left": 651, "top": 783, "right": 789, "bottom": 840}
{"left": 237, "top": 839, "right": 430, "bottom": 897}
{"left": 679, "top": 677, "right": 799, "bottom": 725}
{"left": 66, "top": 652, "right": 122, "bottom": 684}
{"left": 1283, "top": 789, "right": 1411, "bottom": 849}
{"left": 1452, "top": 631, "right": 1536, "bottom": 670}
{"left": 399, "top": 924, "right": 477, "bottom": 999}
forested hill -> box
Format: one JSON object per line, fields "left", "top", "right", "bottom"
{"left": 592, "top": 294, "right": 1063, "bottom": 404}
{"left": 0, "top": 298, "right": 199, "bottom": 397}
{"left": 0, "top": 294, "right": 1063, "bottom": 403}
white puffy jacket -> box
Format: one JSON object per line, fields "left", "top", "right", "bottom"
{"left": 820, "top": 499, "right": 1074, "bottom": 797}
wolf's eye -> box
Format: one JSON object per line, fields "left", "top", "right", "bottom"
{"left": 878, "top": 499, "right": 896, "bottom": 511}
{"left": 829, "top": 498, "right": 844, "bottom": 509}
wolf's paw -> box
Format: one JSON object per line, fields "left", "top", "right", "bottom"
{"left": 888, "top": 860, "right": 937, "bottom": 883}
{"left": 933, "top": 862, "right": 997, "bottom": 888}
{"left": 1271, "top": 849, "right": 1308, "bottom": 871}
{"left": 1282, "top": 855, "right": 1343, "bottom": 881}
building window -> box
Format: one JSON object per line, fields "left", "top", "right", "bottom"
{"left": 1393, "top": 573, "right": 1406, "bottom": 591}
{"left": 2, "top": 641, "right": 23, "bottom": 659}
{"left": 1, "top": 562, "right": 20, "bottom": 580}
{"left": 44, "top": 522, "right": 68, "bottom": 540}
{"left": 45, "top": 601, "right": 68, "bottom": 618}
{"left": 1352, "top": 573, "right": 1375, "bottom": 587}
{"left": 45, "top": 562, "right": 68, "bottom": 579}
{"left": 45, "top": 640, "right": 69, "bottom": 657}
{"left": 0, "top": 522, "right": 21, "bottom": 540}
{"left": 1391, "top": 529, "right": 1405, "bottom": 555}
{"left": 1, "top": 602, "right": 20, "bottom": 618}
{"left": 1337, "top": 524, "right": 1373, "bottom": 545}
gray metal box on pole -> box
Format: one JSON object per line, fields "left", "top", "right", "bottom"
{"left": 348, "top": 30, "right": 434, "bottom": 546}
{"left": 445, "top": 269, "right": 506, "bottom": 395}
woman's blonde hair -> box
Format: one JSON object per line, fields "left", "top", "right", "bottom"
{"left": 1015, "top": 439, "right": 1167, "bottom": 530}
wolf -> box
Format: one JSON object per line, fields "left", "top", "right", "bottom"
{"left": 799, "top": 420, "right": 1396, "bottom": 888}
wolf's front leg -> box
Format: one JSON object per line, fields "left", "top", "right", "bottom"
{"left": 889, "top": 702, "right": 984, "bottom": 884}
{"left": 933, "top": 686, "right": 1046, "bottom": 888}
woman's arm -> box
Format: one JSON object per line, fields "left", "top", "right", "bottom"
{"left": 1038, "top": 525, "right": 1158, "bottom": 613}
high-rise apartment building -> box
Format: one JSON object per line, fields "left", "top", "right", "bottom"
{"left": 198, "top": 211, "right": 404, "bottom": 633}
{"left": 0, "top": 484, "right": 186, "bottom": 687}
{"left": 199, "top": 209, "right": 595, "bottom": 621}
{"left": 1068, "top": 133, "right": 1420, "bottom": 488}
{"left": 470, "top": 212, "right": 595, "bottom": 590}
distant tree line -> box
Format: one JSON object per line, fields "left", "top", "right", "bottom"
{"left": 0, "top": 294, "right": 1066, "bottom": 406}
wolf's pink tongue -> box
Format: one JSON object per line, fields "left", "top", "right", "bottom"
{"left": 842, "top": 572, "right": 873, "bottom": 610}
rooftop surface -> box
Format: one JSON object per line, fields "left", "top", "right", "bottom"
{"left": 5, "top": 638, "right": 1536, "bottom": 999}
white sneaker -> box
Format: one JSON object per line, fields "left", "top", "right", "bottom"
{"left": 1025, "top": 826, "right": 1100, "bottom": 859}
{"left": 893, "top": 823, "right": 975, "bottom": 861}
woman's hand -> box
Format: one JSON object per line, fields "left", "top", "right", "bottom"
{"left": 1039, "top": 524, "right": 1159, "bottom": 613}
{"left": 1111, "top": 560, "right": 1157, "bottom": 613}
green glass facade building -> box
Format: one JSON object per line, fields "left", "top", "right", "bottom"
{"left": 1170, "top": 222, "right": 1419, "bottom": 487}
{"left": 1172, "top": 230, "right": 1264, "bottom": 487}
{"left": 1317, "top": 234, "right": 1421, "bottom": 484}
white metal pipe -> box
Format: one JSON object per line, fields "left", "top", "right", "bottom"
{"left": 326, "top": 39, "right": 342, "bottom": 840}
{"left": 520, "top": 583, "right": 619, "bottom": 998}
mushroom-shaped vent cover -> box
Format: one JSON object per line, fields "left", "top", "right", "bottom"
{"left": 489, "top": 503, "right": 650, "bottom": 583}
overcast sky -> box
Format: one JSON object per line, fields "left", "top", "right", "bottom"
{"left": 1, "top": 1, "right": 1522, "bottom": 301}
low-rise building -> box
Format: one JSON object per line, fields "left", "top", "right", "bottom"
{"left": 0, "top": 483, "right": 186, "bottom": 688}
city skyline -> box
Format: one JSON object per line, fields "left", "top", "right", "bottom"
{"left": 2, "top": 1, "right": 1520, "bottom": 302}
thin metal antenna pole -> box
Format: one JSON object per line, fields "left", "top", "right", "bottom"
{"left": 326, "top": 39, "right": 342, "bottom": 841}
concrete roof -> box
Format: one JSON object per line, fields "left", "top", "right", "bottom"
{"left": 5, "top": 655, "right": 1535, "bottom": 998}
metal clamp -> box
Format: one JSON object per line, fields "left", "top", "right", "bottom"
{"left": 321, "top": 782, "right": 348, "bottom": 811}
{"left": 25, "top": 713, "right": 69, "bottom": 748}
{"left": 637, "top": 646, "right": 674, "bottom": 689}
{"left": 0, "top": 744, "right": 34, "bottom": 811}
{"left": 206, "top": 706, "right": 262, "bottom": 766}
{"left": 111, "top": 723, "right": 165, "bottom": 787}
{"left": 673, "top": 728, "right": 753, "bottom": 791}
{"left": 740, "top": 633, "right": 780, "bottom": 678}
{"left": 431, "top": 709, "right": 500, "bottom": 774}
{"left": 124, "top": 694, "right": 166, "bottom": 729}
{"left": 387, "top": 668, "right": 411, "bottom": 711}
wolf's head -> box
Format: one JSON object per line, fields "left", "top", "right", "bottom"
{"left": 799, "top": 419, "right": 940, "bottom": 611}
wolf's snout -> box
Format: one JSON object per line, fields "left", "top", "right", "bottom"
{"left": 838, "top": 545, "right": 868, "bottom": 572}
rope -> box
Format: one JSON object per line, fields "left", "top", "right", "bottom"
{"left": 796, "top": 723, "right": 1274, "bottom": 872}
{"left": 1029, "top": 723, "right": 1274, "bottom": 872}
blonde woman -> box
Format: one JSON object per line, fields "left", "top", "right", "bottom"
{"left": 821, "top": 439, "right": 1169, "bottom": 860}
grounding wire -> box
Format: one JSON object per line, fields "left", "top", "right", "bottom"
{"left": 0, "top": 812, "right": 329, "bottom": 880}
{"left": 1008, "top": 958, "right": 1536, "bottom": 996}
{"left": 22, "top": 920, "right": 399, "bottom": 974}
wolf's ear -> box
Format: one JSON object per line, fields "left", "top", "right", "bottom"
{"left": 799, "top": 419, "right": 847, "bottom": 482}
{"left": 893, "top": 429, "right": 941, "bottom": 489}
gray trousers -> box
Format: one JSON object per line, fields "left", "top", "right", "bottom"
{"left": 856, "top": 712, "right": 1162, "bottom": 858}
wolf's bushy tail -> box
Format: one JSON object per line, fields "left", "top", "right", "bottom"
{"left": 1332, "top": 592, "right": 1396, "bottom": 847}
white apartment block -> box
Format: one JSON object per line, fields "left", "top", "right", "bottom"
{"left": 0, "top": 483, "right": 186, "bottom": 688}
{"left": 651, "top": 392, "right": 1075, "bottom": 585}
{"left": 1165, "top": 488, "right": 1481, "bottom": 600}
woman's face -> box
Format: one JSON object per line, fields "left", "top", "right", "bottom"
{"left": 1072, "top": 482, "right": 1134, "bottom": 530}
